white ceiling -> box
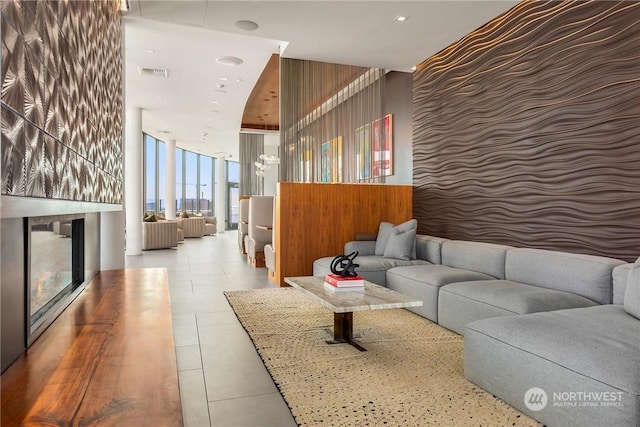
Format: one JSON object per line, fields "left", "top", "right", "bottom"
{"left": 124, "top": 1, "right": 518, "bottom": 158}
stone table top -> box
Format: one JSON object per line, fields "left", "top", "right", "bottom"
{"left": 284, "top": 276, "right": 423, "bottom": 314}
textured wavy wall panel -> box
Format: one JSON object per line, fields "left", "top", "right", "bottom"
{"left": 1, "top": 0, "right": 123, "bottom": 204}
{"left": 413, "top": 1, "right": 640, "bottom": 262}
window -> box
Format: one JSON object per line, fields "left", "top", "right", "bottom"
{"left": 176, "top": 148, "right": 183, "bottom": 211}
{"left": 142, "top": 134, "right": 217, "bottom": 218}
{"left": 144, "top": 135, "right": 156, "bottom": 213}
{"left": 158, "top": 141, "right": 166, "bottom": 214}
{"left": 199, "top": 156, "right": 213, "bottom": 216}
{"left": 184, "top": 151, "right": 198, "bottom": 213}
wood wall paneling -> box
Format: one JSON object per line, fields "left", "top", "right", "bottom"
{"left": 412, "top": 0, "right": 640, "bottom": 262}
{"left": 274, "top": 183, "right": 412, "bottom": 286}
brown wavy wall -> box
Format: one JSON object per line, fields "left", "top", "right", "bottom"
{"left": 413, "top": 0, "right": 640, "bottom": 262}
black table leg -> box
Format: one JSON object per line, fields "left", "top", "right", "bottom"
{"left": 327, "top": 312, "right": 366, "bottom": 351}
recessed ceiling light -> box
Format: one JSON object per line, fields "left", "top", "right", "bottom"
{"left": 219, "top": 77, "right": 228, "bottom": 81}
{"left": 216, "top": 56, "right": 243, "bottom": 66}
{"left": 235, "top": 20, "right": 259, "bottom": 31}
{"left": 145, "top": 49, "right": 155, "bottom": 54}
{"left": 216, "top": 83, "right": 225, "bottom": 89}
{"left": 395, "top": 15, "right": 408, "bottom": 22}
{"left": 214, "top": 90, "right": 227, "bottom": 94}
{"left": 211, "top": 101, "right": 219, "bottom": 104}
{"left": 154, "top": 95, "right": 162, "bottom": 99}
{"left": 236, "top": 78, "right": 243, "bottom": 83}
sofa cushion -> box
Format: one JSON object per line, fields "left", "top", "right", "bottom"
{"left": 439, "top": 280, "right": 598, "bottom": 335}
{"left": 505, "top": 248, "right": 625, "bottom": 305}
{"left": 466, "top": 305, "right": 640, "bottom": 395}
{"left": 374, "top": 219, "right": 417, "bottom": 258}
{"left": 465, "top": 305, "right": 640, "bottom": 427}
{"left": 386, "top": 265, "right": 495, "bottom": 323}
{"left": 383, "top": 228, "right": 415, "bottom": 260}
{"left": 613, "top": 263, "right": 633, "bottom": 305}
{"left": 624, "top": 257, "right": 640, "bottom": 319}
{"left": 441, "top": 240, "right": 510, "bottom": 279}
{"left": 415, "top": 235, "right": 447, "bottom": 264}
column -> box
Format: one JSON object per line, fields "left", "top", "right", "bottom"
{"left": 216, "top": 157, "right": 226, "bottom": 233}
{"left": 125, "top": 106, "right": 143, "bottom": 255}
{"left": 165, "top": 139, "right": 176, "bottom": 220}
{"left": 100, "top": 210, "right": 126, "bottom": 269}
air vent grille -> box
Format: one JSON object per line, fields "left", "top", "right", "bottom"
{"left": 138, "top": 67, "right": 169, "bottom": 77}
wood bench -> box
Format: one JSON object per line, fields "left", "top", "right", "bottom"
{"left": 1, "top": 268, "right": 183, "bottom": 426}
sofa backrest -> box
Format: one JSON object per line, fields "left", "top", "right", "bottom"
{"left": 248, "top": 196, "right": 274, "bottom": 243}
{"left": 415, "top": 235, "right": 447, "bottom": 264}
{"left": 613, "top": 263, "right": 634, "bottom": 305}
{"left": 441, "top": 240, "right": 511, "bottom": 279}
{"left": 505, "top": 248, "right": 625, "bottom": 304}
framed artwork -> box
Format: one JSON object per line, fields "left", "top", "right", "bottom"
{"left": 321, "top": 141, "right": 331, "bottom": 182}
{"left": 356, "top": 124, "right": 371, "bottom": 180}
{"left": 372, "top": 114, "right": 393, "bottom": 177}
{"left": 321, "top": 137, "right": 342, "bottom": 183}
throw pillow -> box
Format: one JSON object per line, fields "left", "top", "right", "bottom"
{"left": 374, "top": 222, "right": 394, "bottom": 256}
{"left": 374, "top": 219, "right": 418, "bottom": 258}
{"left": 180, "top": 211, "right": 189, "bottom": 218}
{"left": 194, "top": 213, "right": 203, "bottom": 217}
{"left": 383, "top": 228, "right": 415, "bottom": 261}
{"left": 143, "top": 213, "right": 158, "bottom": 223}
{"left": 624, "top": 256, "right": 640, "bottom": 319}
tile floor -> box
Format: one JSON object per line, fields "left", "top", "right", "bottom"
{"left": 126, "top": 231, "right": 297, "bottom": 427}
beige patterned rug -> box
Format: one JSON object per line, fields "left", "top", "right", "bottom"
{"left": 224, "top": 288, "right": 540, "bottom": 427}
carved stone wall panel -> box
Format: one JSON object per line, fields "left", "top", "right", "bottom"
{"left": 1, "top": 107, "right": 25, "bottom": 196}
{"left": 413, "top": 1, "right": 640, "bottom": 262}
{"left": 1, "top": 0, "right": 122, "bottom": 204}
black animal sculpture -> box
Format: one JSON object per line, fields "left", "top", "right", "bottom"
{"left": 329, "top": 251, "right": 360, "bottom": 278}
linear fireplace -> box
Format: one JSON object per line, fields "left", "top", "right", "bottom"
{"left": 27, "top": 215, "right": 85, "bottom": 342}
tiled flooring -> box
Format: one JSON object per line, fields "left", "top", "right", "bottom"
{"left": 126, "top": 231, "right": 297, "bottom": 427}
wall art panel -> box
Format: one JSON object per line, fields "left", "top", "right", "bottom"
{"left": 413, "top": 0, "right": 640, "bottom": 262}
{"left": 1, "top": 0, "right": 123, "bottom": 204}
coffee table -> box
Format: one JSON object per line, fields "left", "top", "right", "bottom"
{"left": 284, "top": 276, "right": 423, "bottom": 351}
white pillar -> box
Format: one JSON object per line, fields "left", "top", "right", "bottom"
{"left": 216, "top": 157, "right": 226, "bottom": 233}
{"left": 125, "top": 106, "right": 143, "bottom": 255}
{"left": 165, "top": 139, "right": 176, "bottom": 220}
{"left": 100, "top": 210, "right": 125, "bottom": 269}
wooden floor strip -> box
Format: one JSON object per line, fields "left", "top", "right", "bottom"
{"left": 1, "top": 268, "right": 183, "bottom": 427}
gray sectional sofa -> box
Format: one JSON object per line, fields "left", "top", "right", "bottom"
{"left": 312, "top": 228, "right": 639, "bottom": 427}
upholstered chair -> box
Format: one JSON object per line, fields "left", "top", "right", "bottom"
{"left": 177, "top": 217, "right": 206, "bottom": 238}
{"left": 238, "top": 198, "right": 249, "bottom": 253}
{"left": 246, "top": 196, "right": 274, "bottom": 268}
{"left": 142, "top": 221, "right": 178, "bottom": 250}
{"left": 204, "top": 217, "right": 217, "bottom": 235}
{"left": 264, "top": 197, "right": 277, "bottom": 280}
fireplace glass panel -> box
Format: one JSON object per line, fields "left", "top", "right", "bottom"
{"left": 29, "top": 221, "right": 74, "bottom": 327}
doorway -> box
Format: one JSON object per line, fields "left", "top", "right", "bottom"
{"left": 227, "top": 182, "right": 239, "bottom": 230}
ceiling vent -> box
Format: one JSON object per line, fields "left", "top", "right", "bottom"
{"left": 138, "top": 67, "right": 169, "bottom": 77}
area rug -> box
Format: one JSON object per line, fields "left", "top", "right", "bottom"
{"left": 224, "top": 288, "right": 540, "bottom": 427}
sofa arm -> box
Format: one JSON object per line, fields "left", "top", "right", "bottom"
{"left": 344, "top": 240, "right": 376, "bottom": 256}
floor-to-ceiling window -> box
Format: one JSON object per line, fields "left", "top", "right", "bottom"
{"left": 144, "top": 135, "right": 156, "bottom": 213}
{"left": 143, "top": 134, "right": 217, "bottom": 217}
{"left": 184, "top": 151, "right": 198, "bottom": 213}
{"left": 199, "top": 156, "right": 213, "bottom": 217}
{"left": 158, "top": 141, "right": 166, "bottom": 214}
{"left": 176, "top": 148, "right": 184, "bottom": 212}
{"left": 227, "top": 160, "right": 240, "bottom": 230}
